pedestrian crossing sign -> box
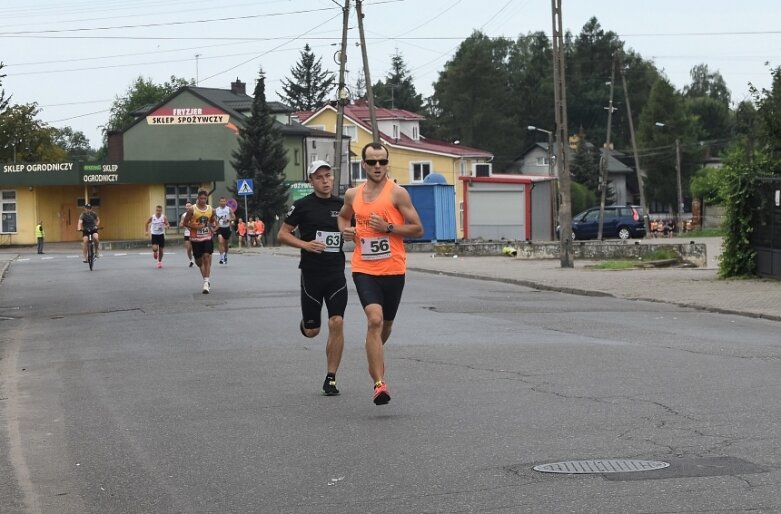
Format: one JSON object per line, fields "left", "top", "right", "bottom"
{"left": 237, "top": 179, "right": 254, "bottom": 195}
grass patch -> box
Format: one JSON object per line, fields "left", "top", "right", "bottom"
{"left": 644, "top": 247, "right": 680, "bottom": 261}
{"left": 674, "top": 227, "right": 723, "bottom": 238}
{"left": 590, "top": 260, "right": 641, "bottom": 270}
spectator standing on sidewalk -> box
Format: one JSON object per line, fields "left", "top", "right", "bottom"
{"left": 255, "top": 217, "right": 265, "bottom": 247}
{"left": 35, "top": 221, "right": 45, "bottom": 254}
{"left": 236, "top": 218, "right": 246, "bottom": 249}
{"left": 247, "top": 216, "right": 257, "bottom": 246}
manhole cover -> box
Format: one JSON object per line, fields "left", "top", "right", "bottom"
{"left": 534, "top": 459, "right": 670, "bottom": 474}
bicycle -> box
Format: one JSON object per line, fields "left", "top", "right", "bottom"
{"left": 80, "top": 227, "right": 101, "bottom": 270}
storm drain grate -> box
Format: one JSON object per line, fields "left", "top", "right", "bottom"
{"left": 534, "top": 459, "right": 670, "bottom": 474}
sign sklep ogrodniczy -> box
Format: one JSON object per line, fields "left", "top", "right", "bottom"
{"left": 1, "top": 161, "right": 224, "bottom": 186}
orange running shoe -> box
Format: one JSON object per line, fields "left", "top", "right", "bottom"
{"left": 373, "top": 382, "right": 390, "bottom": 405}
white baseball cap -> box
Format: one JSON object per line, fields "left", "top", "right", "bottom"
{"left": 307, "top": 160, "right": 332, "bottom": 176}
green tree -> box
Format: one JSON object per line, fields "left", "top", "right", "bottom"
{"left": 104, "top": 75, "right": 192, "bottom": 136}
{"left": 509, "top": 31, "right": 554, "bottom": 150}
{"left": 751, "top": 65, "right": 781, "bottom": 160}
{"left": 570, "top": 181, "right": 597, "bottom": 214}
{"left": 567, "top": 17, "right": 622, "bottom": 147}
{"left": 231, "top": 68, "right": 290, "bottom": 239}
{"left": 569, "top": 136, "right": 601, "bottom": 195}
{"left": 733, "top": 100, "right": 758, "bottom": 158}
{"left": 429, "top": 31, "right": 518, "bottom": 169}
{"left": 685, "top": 95, "right": 733, "bottom": 157}
{"left": 0, "top": 103, "right": 67, "bottom": 163}
{"left": 278, "top": 44, "right": 335, "bottom": 111}
{"left": 0, "top": 61, "right": 9, "bottom": 114}
{"left": 637, "top": 78, "right": 698, "bottom": 213}
{"left": 716, "top": 148, "right": 776, "bottom": 278}
{"left": 53, "top": 126, "right": 94, "bottom": 161}
{"left": 352, "top": 67, "right": 366, "bottom": 101}
{"left": 683, "top": 64, "right": 731, "bottom": 105}
{"left": 373, "top": 51, "right": 423, "bottom": 112}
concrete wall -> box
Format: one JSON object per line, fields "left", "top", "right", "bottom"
{"left": 419, "top": 240, "right": 707, "bottom": 267}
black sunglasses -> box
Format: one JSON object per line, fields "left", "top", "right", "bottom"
{"left": 364, "top": 159, "right": 389, "bottom": 166}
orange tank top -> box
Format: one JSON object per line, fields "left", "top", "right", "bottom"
{"left": 351, "top": 180, "right": 406, "bottom": 275}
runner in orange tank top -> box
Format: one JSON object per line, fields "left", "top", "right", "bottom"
{"left": 338, "top": 142, "right": 424, "bottom": 406}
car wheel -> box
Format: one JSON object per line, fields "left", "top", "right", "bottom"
{"left": 571, "top": 231, "right": 577, "bottom": 241}
{"left": 617, "top": 227, "right": 631, "bottom": 240}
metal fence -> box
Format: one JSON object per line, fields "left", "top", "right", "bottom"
{"left": 752, "top": 177, "right": 781, "bottom": 278}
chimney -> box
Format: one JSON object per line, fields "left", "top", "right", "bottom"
{"left": 107, "top": 131, "right": 124, "bottom": 161}
{"left": 231, "top": 78, "right": 246, "bottom": 95}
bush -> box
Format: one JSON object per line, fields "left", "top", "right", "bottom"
{"left": 571, "top": 181, "right": 597, "bottom": 214}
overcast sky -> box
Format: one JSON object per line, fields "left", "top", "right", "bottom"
{"left": 2, "top": 0, "right": 779, "bottom": 148}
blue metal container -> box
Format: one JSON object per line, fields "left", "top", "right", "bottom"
{"left": 402, "top": 174, "right": 456, "bottom": 242}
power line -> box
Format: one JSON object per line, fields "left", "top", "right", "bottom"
{"left": 0, "top": 6, "right": 337, "bottom": 36}
{"left": 198, "top": 12, "right": 342, "bottom": 84}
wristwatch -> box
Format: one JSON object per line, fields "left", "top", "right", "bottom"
{"left": 386, "top": 224, "right": 394, "bottom": 233}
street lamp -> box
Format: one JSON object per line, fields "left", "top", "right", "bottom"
{"left": 527, "top": 126, "right": 554, "bottom": 177}
{"left": 654, "top": 122, "right": 684, "bottom": 235}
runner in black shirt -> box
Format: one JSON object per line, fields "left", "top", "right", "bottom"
{"left": 278, "top": 160, "right": 347, "bottom": 396}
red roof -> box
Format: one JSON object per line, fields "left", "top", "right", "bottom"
{"left": 294, "top": 103, "right": 492, "bottom": 159}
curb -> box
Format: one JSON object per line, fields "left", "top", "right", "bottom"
{"left": 408, "top": 266, "right": 781, "bottom": 323}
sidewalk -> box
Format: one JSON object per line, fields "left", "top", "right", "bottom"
{"left": 2, "top": 240, "right": 780, "bottom": 321}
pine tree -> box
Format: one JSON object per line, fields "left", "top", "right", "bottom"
{"left": 373, "top": 51, "right": 423, "bottom": 112}
{"left": 278, "top": 44, "right": 335, "bottom": 111}
{"left": 232, "top": 69, "right": 290, "bottom": 239}
{"left": 352, "top": 67, "right": 366, "bottom": 101}
{"left": 570, "top": 136, "right": 600, "bottom": 194}
{"left": 0, "top": 62, "right": 10, "bottom": 113}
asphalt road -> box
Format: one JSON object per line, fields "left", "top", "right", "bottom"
{"left": 1, "top": 249, "right": 780, "bottom": 513}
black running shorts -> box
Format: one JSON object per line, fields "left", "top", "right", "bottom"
{"left": 151, "top": 234, "right": 165, "bottom": 247}
{"left": 352, "top": 273, "right": 406, "bottom": 321}
{"left": 191, "top": 239, "right": 214, "bottom": 259}
{"left": 216, "top": 227, "right": 232, "bottom": 240}
{"left": 300, "top": 270, "right": 348, "bottom": 330}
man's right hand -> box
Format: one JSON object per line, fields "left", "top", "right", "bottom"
{"left": 341, "top": 227, "right": 356, "bottom": 242}
{"left": 305, "top": 240, "right": 326, "bottom": 253}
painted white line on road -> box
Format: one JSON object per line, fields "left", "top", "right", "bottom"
{"left": 41, "top": 257, "right": 54, "bottom": 260}
{"left": 17, "top": 258, "right": 30, "bottom": 262}
{"left": 114, "top": 253, "right": 128, "bottom": 256}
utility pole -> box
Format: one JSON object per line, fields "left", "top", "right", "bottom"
{"left": 195, "top": 54, "right": 201, "bottom": 85}
{"left": 597, "top": 54, "right": 617, "bottom": 240}
{"left": 333, "top": 0, "right": 351, "bottom": 192}
{"left": 551, "top": 0, "right": 573, "bottom": 268}
{"left": 355, "top": 0, "right": 379, "bottom": 142}
{"left": 675, "top": 137, "right": 684, "bottom": 234}
{"left": 620, "top": 51, "right": 651, "bottom": 236}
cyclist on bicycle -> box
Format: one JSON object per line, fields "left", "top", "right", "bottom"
{"left": 78, "top": 203, "right": 100, "bottom": 262}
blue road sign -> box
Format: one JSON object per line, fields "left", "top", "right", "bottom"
{"left": 237, "top": 179, "right": 254, "bottom": 196}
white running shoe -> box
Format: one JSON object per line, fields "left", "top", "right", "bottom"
{"left": 202, "top": 281, "right": 210, "bottom": 294}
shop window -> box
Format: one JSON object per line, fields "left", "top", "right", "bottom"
{"left": 165, "top": 184, "right": 200, "bottom": 230}
{"left": 1, "top": 191, "right": 16, "bottom": 233}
